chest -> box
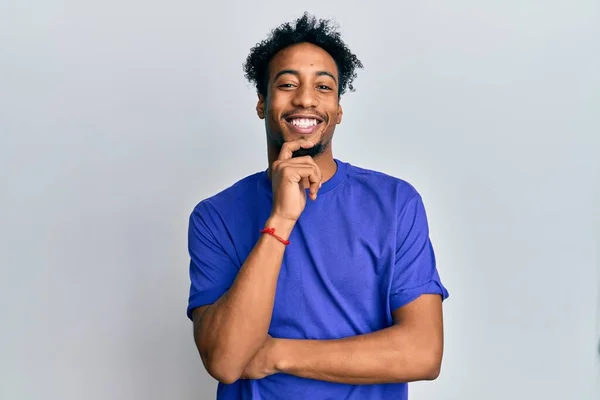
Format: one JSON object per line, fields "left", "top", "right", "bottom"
{"left": 268, "top": 212, "right": 397, "bottom": 338}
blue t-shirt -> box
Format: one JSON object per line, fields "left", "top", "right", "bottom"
{"left": 187, "top": 159, "right": 449, "bottom": 400}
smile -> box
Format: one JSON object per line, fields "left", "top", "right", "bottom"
{"left": 284, "top": 117, "right": 324, "bottom": 135}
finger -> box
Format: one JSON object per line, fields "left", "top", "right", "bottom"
{"left": 278, "top": 139, "right": 315, "bottom": 161}
{"left": 308, "top": 174, "right": 321, "bottom": 200}
{"left": 281, "top": 165, "right": 318, "bottom": 182}
{"left": 306, "top": 164, "right": 322, "bottom": 200}
{"left": 282, "top": 166, "right": 321, "bottom": 199}
{"left": 278, "top": 158, "right": 322, "bottom": 198}
{"left": 282, "top": 155, "right": 317, "bottom": 165}
{"left": 280, "top": 156, "right": 321, "bottom": 174}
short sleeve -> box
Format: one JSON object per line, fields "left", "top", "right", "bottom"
{"left": 389, "top": 194, "right": 449, "bottom": 311}
{"left": 186, "top": 201, "right": 239, "bottom": 320}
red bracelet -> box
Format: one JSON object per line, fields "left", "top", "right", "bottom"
{"left": 260, "top": 227, "right": 290, "bottom": 245}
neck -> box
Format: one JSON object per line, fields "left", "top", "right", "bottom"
{"left": 267, "top": 143, "right": 338, "bottom": 184}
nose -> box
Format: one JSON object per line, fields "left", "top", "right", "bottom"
{"left": 291, "top": 84, "right": 319, "bottom": 108}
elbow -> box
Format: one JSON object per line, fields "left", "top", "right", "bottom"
{"left": 207, "top": 366, "right": 242, "bottom": 385}
{"left": 419, "top": 350, "right": 443, "bottom": 381}
{"left": 195, "top": 332, "right": 244, "bottom": 384}
{"left": 396, "top": 349, "right": 442, "bottom": 382}
{"left": 201, "top": 350, "right": 244, "bottom": 384}
{"left": 422, "top": 361, "right": 441, "bottom": 381}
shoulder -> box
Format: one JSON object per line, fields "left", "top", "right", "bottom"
{"left": 344, "top": 162, "right": 421, "bottom": 204}
{"left": 190, "top": 170, "right": 265, "bottom": 220}
{"left": 343, "top": 163, "right": 433, "bottom": 237}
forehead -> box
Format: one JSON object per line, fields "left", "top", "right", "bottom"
{"left": 269, "top": 42, "right": 338, "bottom": 78}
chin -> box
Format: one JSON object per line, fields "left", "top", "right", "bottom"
{"left": 284, "top": 126, "right": 326, "bottom": 142}
{"left": 285, "top": 134, "right": 323, "bottom": 143}
{"left": 291, "top": 143, "right": 325, "bottom": 158}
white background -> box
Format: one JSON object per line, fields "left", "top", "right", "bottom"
{"left": 1, "top": 1, "right": 599, "bottom": 399}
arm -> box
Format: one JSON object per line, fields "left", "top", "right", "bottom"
{"left": 191, "top": 139, "right": 322, "bottom": 384}
{"left": 193, "top": 215, "right": 294, "bottom": 384}
{"left": 273, "top": 294, "right": 444, "bottom": 384}
{"left": 242, "top": 294, "right": 444, "bottom": 384}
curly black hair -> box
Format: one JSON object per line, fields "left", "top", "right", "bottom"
{"left": 243, "top": 12, "right": 363, "bottom": 98}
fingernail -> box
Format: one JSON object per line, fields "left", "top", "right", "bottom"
{"left": 319, "top": 182, "right": 322, "bottom": 188}
{"left": 307, "top": 141, "right": 314, "bottom": 145}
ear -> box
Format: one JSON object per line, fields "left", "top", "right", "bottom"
{"left": 336, "top": 103, "right": 343, "bottom": 124}
{"left": 256, "top": 93, "right": 265, "bottom": 119}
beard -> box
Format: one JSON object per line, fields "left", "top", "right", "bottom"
{"left": 291, "top": 140, "right": 325, "bottom": 158}
{"left": 269, "top": 133, "right": 328, "bottom": 158}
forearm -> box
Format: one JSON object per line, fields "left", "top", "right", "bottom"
{"left": 195, "top": 216, "right": 294, "bottom": 382}
{"left": 275, "top": 324, "right": 442, "bottom": 385}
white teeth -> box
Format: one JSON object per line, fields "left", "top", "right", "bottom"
{"left": 291, "top": 118, "right": 319, "bottom": 127}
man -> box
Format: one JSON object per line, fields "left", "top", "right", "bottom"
{"left": 187, "top": 13, "right": 449, "bottom": 400}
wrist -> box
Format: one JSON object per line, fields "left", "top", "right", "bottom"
{"left": 264, "top": 215, "right": 296, "bottom": 240}
{"left": 272, "top": 338, "right": 293, "bottom": 373}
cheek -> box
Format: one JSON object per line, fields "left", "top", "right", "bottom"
{"left": 265, "top": 105, "right": 279, "bottom": 125}
{"left": 267, "top": 92, "right": 287, "bottom": 110}
{"left": 328, "top": 108, "right": 341, "bottom": 125}
{"left": 266, "top": 106, "right": 283, "bottom": 124}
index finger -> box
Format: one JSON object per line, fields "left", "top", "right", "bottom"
{"left": 278, "top": 139, "right": 315, "bottom": 160}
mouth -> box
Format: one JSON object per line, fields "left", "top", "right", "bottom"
{"left": 284, "top": 115, "right": 324, "bottom": 135}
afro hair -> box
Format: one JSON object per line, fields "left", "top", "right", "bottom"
{"left": 243, "top": 12, "right": 363, "bottom": 98}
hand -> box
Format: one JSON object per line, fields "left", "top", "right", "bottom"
{"left": 240, "top": 335, "right": 280, "bottom": 380}
{"left": 270, "top": 139, "right": 323, "bottom": 222}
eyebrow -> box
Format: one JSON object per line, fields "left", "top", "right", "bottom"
{"left": 273, "top": 69, "right": 338, "bottom": 84}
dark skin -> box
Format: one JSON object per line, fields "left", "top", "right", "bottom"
{"left": 257, "top": 42, "right": 343, "bottom": 185}
{"left": 192, "top": 42, "right": 444, "bottom": 384}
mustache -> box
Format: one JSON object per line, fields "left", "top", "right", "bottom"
{"left": 281, "top": 109, "right": 328, "bottom": 123}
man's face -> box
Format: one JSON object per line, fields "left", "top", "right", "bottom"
{"left": 257, "top": 42, "right": 343, "bottom": 158}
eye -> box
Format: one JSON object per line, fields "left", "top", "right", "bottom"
{"left": 317, "top": 85, "right": 333, "bottom": 91}
{"left": 278, "top": 83, "right": 296, "bottom": 89}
